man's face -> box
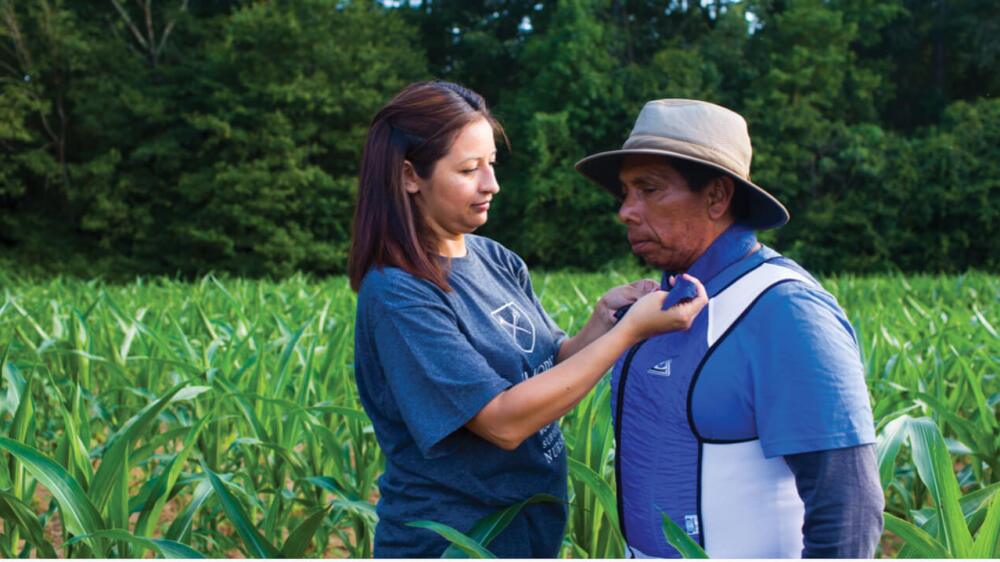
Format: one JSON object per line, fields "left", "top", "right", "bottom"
{"left": 617, "top": 154, "right": 719, "bottom": 272}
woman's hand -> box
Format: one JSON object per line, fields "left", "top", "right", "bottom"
{"left": 471, "top": 273, "right": 706, "bottom": 450}
{"left": 558, "top": 278, "right": 667, "bottom": 363}
{"left": 618, "top": 274, "right": 707, "bottom": 342}
{"left": 595, "top": 278, "right": 659, "bottom": 326}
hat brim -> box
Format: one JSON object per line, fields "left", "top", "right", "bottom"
{"left": 575, "top": 148, "right": 790, "bottom": 231}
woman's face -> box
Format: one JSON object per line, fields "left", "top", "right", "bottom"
{"left": 405, "top": 117, "right": 499, "bottom": 251}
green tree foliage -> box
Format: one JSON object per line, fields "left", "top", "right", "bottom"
{"left": 155, "top": 0, "right": 425, "bottom": 276}
{"left": 0, "top": 0, "right": 89, "bottom": 267}
{"left": 0, "top": 0, "right": 996, "bottom": 276}
{"left": 487, "top": 0, "right": 631, "bottom": 268}
{"left": 784, "top": 99, "right": 1000, "bottom": 273}
{"left": 1, "top": 0, "right": 425, "bottom": 277}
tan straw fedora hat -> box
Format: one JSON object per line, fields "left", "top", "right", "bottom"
{"left": 575, "top": 99, "right": 789, "bottom": 230}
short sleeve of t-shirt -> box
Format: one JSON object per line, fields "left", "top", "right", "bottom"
{"left": 742, "top": 282, "right": 876, "bottom": 458}
{"left": 372, "top": 295, "right": 512, "bottom": 459}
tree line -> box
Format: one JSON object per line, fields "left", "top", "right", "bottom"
{"left": 1, "top": 0, "right": 997, "bottom": 278}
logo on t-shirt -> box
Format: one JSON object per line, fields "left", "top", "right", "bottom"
{"left": 490, "top": 301, "right": 536, "bottom": 353}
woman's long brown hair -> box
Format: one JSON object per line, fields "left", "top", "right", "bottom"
{"left": 348, "top": 81, "right": 504, "bottom": 292}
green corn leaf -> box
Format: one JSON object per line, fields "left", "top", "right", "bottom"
{"left": 211, "top": 377, "right": 270, "bottom": 441}
{"left": 309, "top": 404, "right": 373, "bottom": 423}
{"left": 876, "top": 415, "right": 910, "bottom": 491}
{"left": 208, "top": 274, "right": 242, "bottom": 309}
{"left": 304, "top": 475, "right": 353, "bottom": 498}
{"left": 466, "top": 493, "right": 561, "bottom": 545}
{"left": 884, "top": 513, "right": 951, "bottom": 558}
{"left": 171, "top": 316, "right": 200, "bottom": 366}
{"left": 971, "top": 304, "right": 997, "bottom": 339}
{"left": 172, "top": 385, "right": 213, "bottom": 402}
{"left": 201, "top": 461, "right": 281, "bottom": 558}
{"left": 0, "top": 437, "right": 106, "bottom": 555}
{"left": 151, "top": 537, "right": 208, "bottom": 559}
{"left": 568, "top": 457, "right": 622, "bottom": 538}
{"left": 0, "top": 341, "right": 18, "bottom": 403}
{"left": 406, "top": 520, "right": 496, "bottom": 558}
{"left": 906, "top": 417, "right": 975, "bottom": 557}
{"left": 89, "top": 381, "right": 189, "bottom": 511}
{"left": 272, "top": 322, "right": 307, "bottom": 399}
{"left": 912, "top": 391, "right": 991, "bottom": 456}
{"left": 108, "top": 446, "right": 131, "bottom": 556}
{"left": 660, "top": 513, "right": 709, "bottom": 559}
{"left": 132, "top": 321, "right": 196, "bottom": 371}
{"left": 917, "top": 482, "right": 1000, "bottom": 539}
{"left": 332, "top": 497, "right": 379, "bottom": 526}
{"left": 164, "top": 478, "right": 214, "bottom": 543}
{"left": 197, "top": 305, "right": 219, "bottom": 341}
{"left": 128, "top": 475, "right": 162, "bottom": 516}
{"left": 131, "top": 426, "right": 192, "bottom": 469}
{"left": 0, "top": 489, "right": 58, "bottom": 558}
{"left": 43, "top": 374, "right": 93, "bottom": 488}
{"left": 9, "top": 375, "right": 34, "bottom": 509}
{"left": 304, "top": 475, "right": 377, "bottom": 524}
{"left": 263, "top": 493, "right": 284, "bottom": 547}
{"left": 135, "top": 417, "right": 211, "bottom": 537}
{"left": 10, "top": 375, "right": 33, "bottom": 443}
{"left": 66, "top": 529, "right": 206, "bottom": 558}
{"left": 442, "top": 493, "right": 561, "bottom": 558}
{"left": 281, "top": 504, "right": 332, "bottom": 558}
{"left": 294, "top": 337, "right": 318, "bottom": 411}
{"left": 972, "top": 495, "right": 1000, "bottom": 558}
{"left": 71, "top": 383, "right": 92, "bottom": 466}
{"left": 955, "top": 355, "right": 996, "bottom": 431}
{"left": 227, "top": 437, "right": 306, "bottom": 477}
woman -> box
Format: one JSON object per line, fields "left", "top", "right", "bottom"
{"left": 349, "top": 81, "right": 706, "bottom": 558}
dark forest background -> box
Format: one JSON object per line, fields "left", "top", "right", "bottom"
{"left": 1, "top": 0, "right": 997, "bottom": 278}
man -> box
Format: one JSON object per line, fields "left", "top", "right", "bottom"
{"left": 575, "top": 100, "right": 884, "bottom": 558}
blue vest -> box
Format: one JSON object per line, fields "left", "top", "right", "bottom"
{"left": 612, "top": 254, "right": 813, "bottom": 558}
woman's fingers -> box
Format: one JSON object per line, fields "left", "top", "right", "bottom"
{"left": 603, "top": 279, "right": 658, "bottom": 311}
{"left": 631, "top": 278, "right": 659, "bottom": 294}
{"left": 665, "top": 274, "right": 707, "bottom": 329}
{"left": 682, "top": 273, "right": 707, "bottom": 301}
{"left": 621, "top": 274, "right": 708, "bottom": 339}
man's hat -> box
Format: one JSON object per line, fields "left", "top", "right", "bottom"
{"left": 575, "top": 99, "right": 789, "bottom": 230}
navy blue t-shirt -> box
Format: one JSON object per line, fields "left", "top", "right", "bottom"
{"left": 353, "top": 235, "right": 569, "bottom": 558}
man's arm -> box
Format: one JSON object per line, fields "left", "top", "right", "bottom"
{"left": 784, "top": 444, "right": 885, "bottom": 558}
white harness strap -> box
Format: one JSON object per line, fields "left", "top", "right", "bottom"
{"left": 707, "top": 263, "right": 812, "bottom": 348}
{"left": 699, "top": 261, "right": 814, "bottom": 559}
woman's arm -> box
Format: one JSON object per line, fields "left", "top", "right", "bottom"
{"left": 467, "top": 276, "right": 706, "bottom": 450}
{"left": 557, "top": 279, "right": 659, "bottom": 362}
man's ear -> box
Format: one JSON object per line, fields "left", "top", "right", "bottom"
{"left": 706, "top": 175, "right": 735, "bottom": 220}
{"left": 402, "top": 160, "right": 422, "bottom": 194}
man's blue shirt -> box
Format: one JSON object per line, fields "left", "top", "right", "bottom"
{"left": 666, "top": 225, "right": 875, "bottom": 456}
{"left": 613, "top": 225, "right": 880, "bottom": 558}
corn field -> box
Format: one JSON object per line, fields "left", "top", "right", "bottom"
{"left": 0, "top": 271, "right": 997, "bottom": 558}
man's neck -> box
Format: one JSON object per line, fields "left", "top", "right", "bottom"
{"left": 666, "top": 223, "right": 759, "bottom": 287}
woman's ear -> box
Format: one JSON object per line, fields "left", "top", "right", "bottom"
{"left": 402, "top": 160, "right": 422, "bottom": 194}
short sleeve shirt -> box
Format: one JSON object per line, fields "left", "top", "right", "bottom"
{"left": 353, "top": 235, "right": 569, "bottom": 558}
{"left": 690, "top": 262, "right": 877, "bottom": 457}
{"left": 674, "top": 226, "right": 876, "bottom": 457}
